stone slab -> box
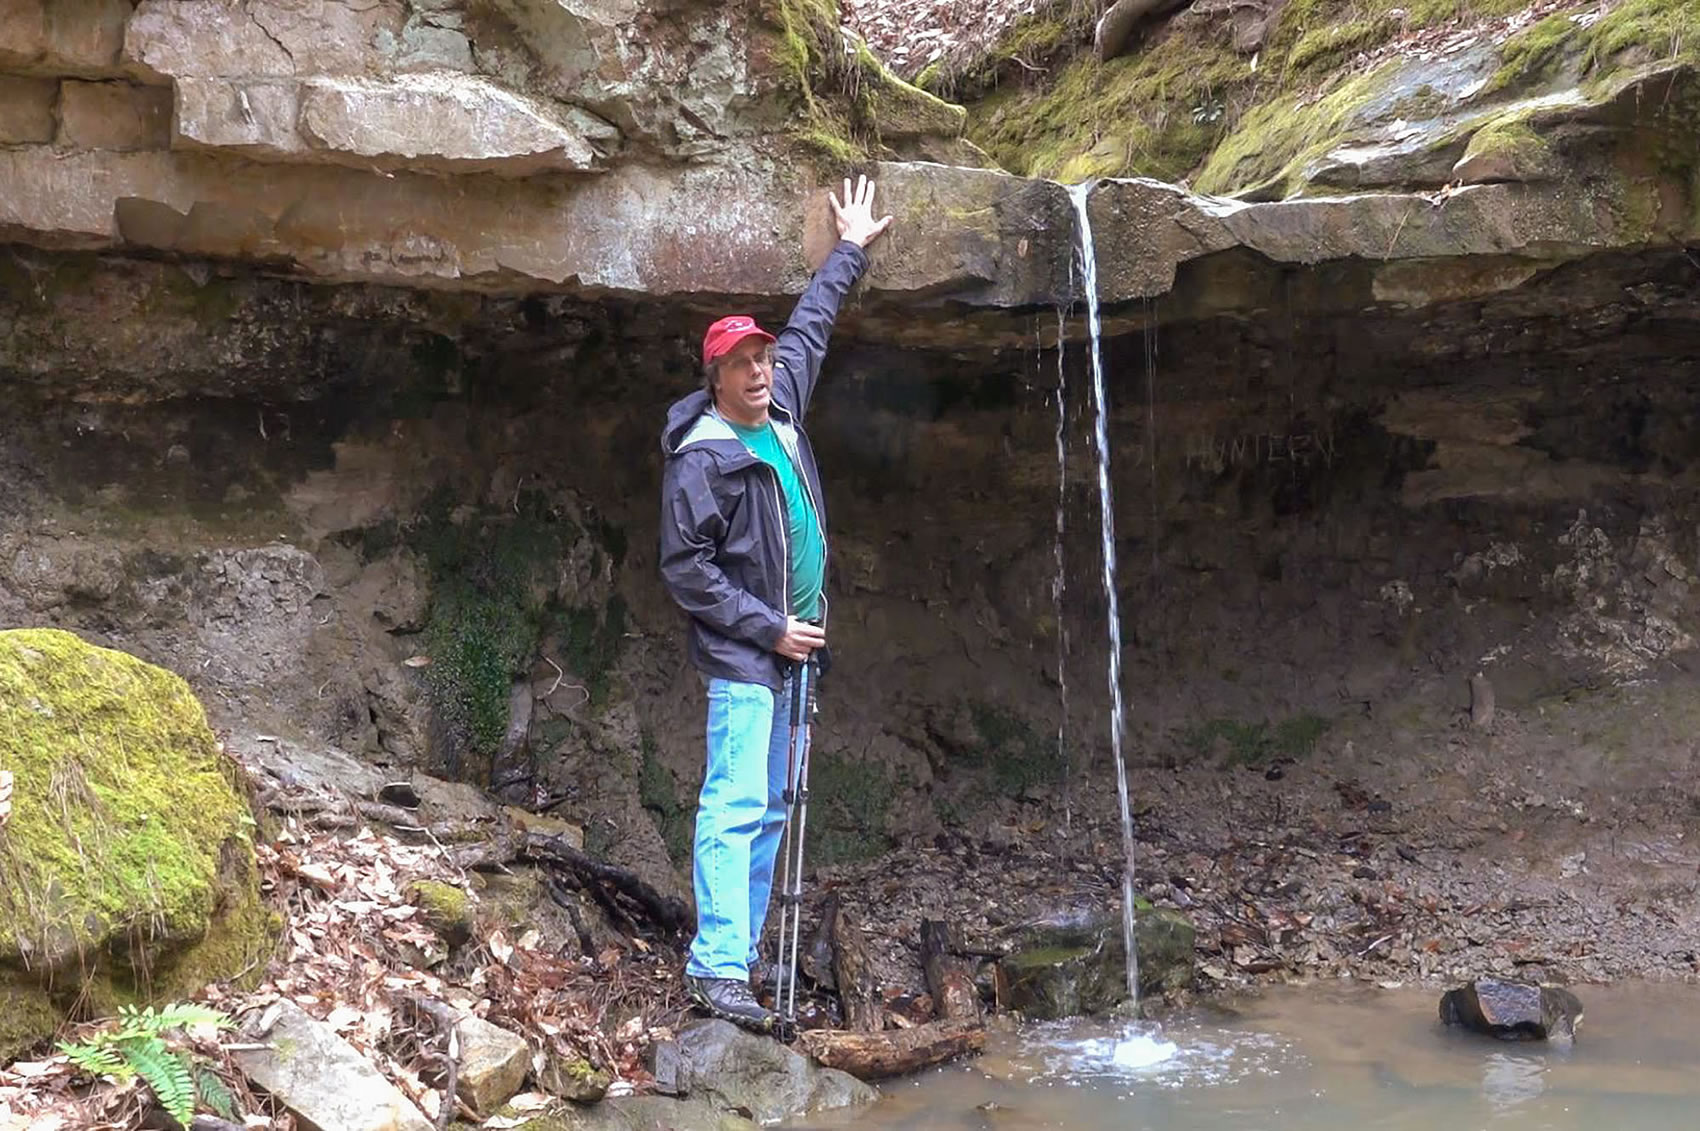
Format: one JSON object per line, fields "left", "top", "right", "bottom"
{"left": 233, "top": 1000, "right": 435, "bottom": 1131}
{"left": 0, "top": 75, "right": 56, "bottom": 143}
{"left": 58, "top": 79, "right": 171, "bottom": 150}
{"left": 0, "top": 0, "right": 130, "bottom": 74}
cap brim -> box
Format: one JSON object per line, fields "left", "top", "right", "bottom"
{"left": 709, "top": 326, "right": 777, "bottom": 361}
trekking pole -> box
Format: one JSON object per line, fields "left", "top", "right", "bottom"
{"left": 780, "top": 656, "right": 817, "bottom": 1026}
{"left": 773, "top": 659, "right": 806, "bottom": 1018}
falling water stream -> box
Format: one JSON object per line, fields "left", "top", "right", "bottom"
{"left": 1067, "top": 181, "right": 1142, "bottom": 1010}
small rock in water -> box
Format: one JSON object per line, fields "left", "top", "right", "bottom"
{"left": 1439, "top": 978, "right": 1583, "bottom": 1040}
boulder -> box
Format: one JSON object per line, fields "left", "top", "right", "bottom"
{"left": 0, "top": 628, "right": 273, "bottom": 1061}
{"left": 673, "top": 1019, "right": 876, "bottom": 1123}
{"left": 232, "top": 1000, "right": 434, "bottom": 1131}
{"left": 999, "top": 905, "right": 1196, "bottom": 1020}
{"left": 1439, "top": 979, "right": 1584, "bottom": 1040}
{"left": 507, "top": 1023, "right": 871, "bottom": 1131}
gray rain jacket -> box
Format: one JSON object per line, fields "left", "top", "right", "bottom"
{"left": 658, "top": 240, "right": 869, "bottom": 691}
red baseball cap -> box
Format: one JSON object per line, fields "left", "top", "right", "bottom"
{"left": 701, "top": 315, "right": 776, "bottom": 368}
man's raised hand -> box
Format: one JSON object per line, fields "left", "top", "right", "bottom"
{"left": 830, "top": 174, "right": 894, "bottom": 249}
{"left": 774, "top": 617, "right": 826, "bottom": 662}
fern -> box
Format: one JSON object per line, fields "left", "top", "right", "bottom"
{"left": 195, "top": 1063, "right": 239, "bottom": 1121}
{"left": 121, "top": 1040, "right": 196, "bottom": 1126}
{"left": 62, "top": 1042, "right": 127, "bottom": 1078}
{"left": 59, "top": 1002, "right": 236, "bottom": 1127}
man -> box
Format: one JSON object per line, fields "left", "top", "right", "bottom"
{"left": 658, "top": 175, "right": 893, "bottom": 1031}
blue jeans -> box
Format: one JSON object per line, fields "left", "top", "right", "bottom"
{"left": 686, "top": 672, "right": 795, "bottom": 980}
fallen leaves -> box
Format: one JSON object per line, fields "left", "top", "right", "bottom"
{"left": 5, "top": 810, "right": 689, "bottom": 1128}
{"left": 843, "top": 0, "right": 1055, "bottom": 79}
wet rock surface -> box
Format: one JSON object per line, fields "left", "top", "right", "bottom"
{"left": 1440, "top": 978, "right": 1584, "bottom": 1040}
{"left": 999, "top": 907, "right": 1196, "bottom": 1018}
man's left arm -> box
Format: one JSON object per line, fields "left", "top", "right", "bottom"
{"left": 772, "top": 175, "right": 893, "bottom": 419}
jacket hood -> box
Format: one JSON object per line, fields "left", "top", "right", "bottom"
{"left": 661, "top": 391, "right": 797, "bottom": 463}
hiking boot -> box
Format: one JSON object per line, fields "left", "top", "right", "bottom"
{"left": 749, "top": 958, "right": 795, "bottom": 999}
{"left": 684, "top": 974, "right": 778, "bottom": 1033}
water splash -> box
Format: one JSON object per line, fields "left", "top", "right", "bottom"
{"left": 1068, "top": 180, "right": 1140, "bottom": 1006}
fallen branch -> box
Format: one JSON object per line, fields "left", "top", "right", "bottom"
{"left": 400, "top": 993, "right": 462, "bottom": 1131}
{"left": 522, "top": 832, "right": 691, "bottom": 937}
{"left": 797, "top": 1019, "right": 985, "bottom": 1079}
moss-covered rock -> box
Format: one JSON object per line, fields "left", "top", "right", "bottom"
{"left": 758, "top": 0, "right": 972, "bottom": 168}
{"left": 0, "top": 628, "right": 273, "bottom": 1060}
{"left": 1453, "top": 114, "right": 1559, "bottom": 183}
{"left": 999, "top": 904, "right": 1196, "bottom": 1018}
{"left": 409, "top": 879, "right": 475, "bottom": 945}
{"left": 963, "top": 0, "right": 1699, "bottom": 193}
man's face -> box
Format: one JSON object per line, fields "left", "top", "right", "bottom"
{"left": 713, "top": 336, "right": 776, "bottom": 426}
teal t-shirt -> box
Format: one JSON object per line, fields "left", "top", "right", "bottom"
{"left": 727, "top": 419, "right": 825, "bottom": 621}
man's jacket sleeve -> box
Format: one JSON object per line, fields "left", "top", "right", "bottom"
{"left": 659, "top": 454, "right": 788, "bottom": 649}
{"left": 772, "top": 239, "right": 869, "bottom": 419}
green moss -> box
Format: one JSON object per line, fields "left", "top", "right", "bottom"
{"left": 1491, "top": 0, "right": 1700, "bottom": 95}
{"left": 141, "top": 268, "right": 244, "bottom": 326}
{"left": 1287, "top": 17, "right": 1393, "bottom": 73}
{"left": 760, "top": 0, "right": 967, "bottom": 167}
{"left": 1178, "top": 712, "right": 1330, "bottom": 766}
{"left": 1459, "top": 113, "right": 1552, "bottom": 173}
{"left": 409, "top": 879, "right": 474, "bottom": 943}
{"left": 1194, "top": 63, "right": 1395, "bottom": 196}
{"left": 963, "top": 0, "right": 1584, "bottom": 188}
{"left": 1490, "top": 12, "right": 1580, "bottom": 92}
{"left": 810, "top": 751, "right": 894, "bottom": 865}
{"left": 856, "top": 41, "right": 968, "bottom": 138}
{"left": 1387, "top": 84, "right": 1448, "bottom": 119}
{"left": 966, "top": 702, "right": 1059, "bottom": 795}
{"left": 638, "top": 732, "right": 694, "bottom": 866}
{"left": 0, "top": 629, "right": 269, "bottom": 1052}
{"left": 0, "top": 984, "right": 64, "bottom": 1062}
{"left": 557, "top": 593, "right": 628, "bottom": 707}
{"left": 1581, "top": 0, "right": 1700, "bottom": 75}
{"left": 470, "top": 870, "right": 548, "bottom": 937}
{"left": 409, "top": 490, "right": 571, "bottom": 765}
{"left": 970, "top": 27, "right": 1245, "bottom": 183}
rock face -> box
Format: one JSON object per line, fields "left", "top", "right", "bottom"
{"left": 0, "top": 1, "right": 1693, "bottom": 315}
{"left": 0, "top": 629, "right": 272, "bottom": 1060}
{"left": 1000, "top": 907, "right": 1196, "bottom": 1019}
{"left": 1439, "top": 979, "right": 1584, "bottom": 1040}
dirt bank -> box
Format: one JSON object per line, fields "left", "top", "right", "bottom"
{"left": 819, "top": 667, "right": 1700, "bottom": 1000}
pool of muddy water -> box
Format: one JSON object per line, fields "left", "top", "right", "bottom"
{"left": 797, "top": 983, "right": 1700, "bottom": 1131}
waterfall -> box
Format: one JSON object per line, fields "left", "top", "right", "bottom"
{"left": 1067, "top": 180, "right": 1141, "bottom": 1006}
